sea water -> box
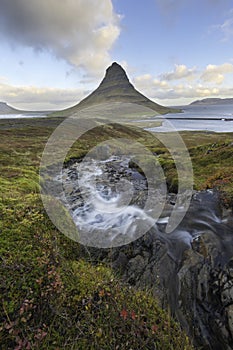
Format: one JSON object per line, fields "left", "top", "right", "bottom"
{"left": 147, "top": 103, "right": 233, "bottom": 133}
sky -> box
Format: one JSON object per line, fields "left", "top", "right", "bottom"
{"left": 0, "top": 0, "right": 233, "bottom": 110}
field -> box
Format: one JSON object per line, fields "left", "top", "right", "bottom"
{"left": 1, "top": 115, "right": 233, "bottom": 349}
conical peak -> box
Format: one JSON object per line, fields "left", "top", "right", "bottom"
{"left": 52, "top": 62, "right": 180, "bottom": 116}
{"left": 102, "top": 62, "right": 130, "bottom": 85}
{"left": 106, "top": 62, "right": 127, "bottom": 74}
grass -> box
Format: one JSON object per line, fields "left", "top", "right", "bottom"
{"left": 0, "top": 115, "right": 232, "bottom": 349}
{"left": 0, "top": 118, "right": 194, "bottom": 349}
{"left": 0, "top": 194, "right": 192, "bottom": 349}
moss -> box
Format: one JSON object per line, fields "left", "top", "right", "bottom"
{"left": 0, "top": 120, "right": 194, "bottom": 349}
{"left": 0, "top": 194, "right": 192, "bottom": 349}
{"left": 59, "top": 260, "right": 193, "bottom": 350}
{"left": 1, "top": 117, "right": 233, "bottom": 348}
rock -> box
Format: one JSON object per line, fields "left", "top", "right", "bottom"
{"left": 227, "top": 304, "right": 233, "bottom": 338}
{"left": 60, "top": 154, "right": 233, "bottom": 349}
{"left": 176, "top": 240, "right": 233, "bottom": 350}
{"left": 112, "top": 252, "right": 128, "bottom": 272}
{"left": 101, "top": 199, "right": 233, "bottom": 350}
{"left": 52, "top": 62, "right": 180, "bottom": 116}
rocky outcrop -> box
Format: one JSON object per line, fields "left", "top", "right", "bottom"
{"left": 103, "top": 196, "right": 233, "bottom": 350}
{"left": 177, "top": 234, "right": 233, "bottom": 350}
{"left": 52, "top": 62, "right": 180, "bottom": 116}
{"left": 58, "top": 154, "right": 233, "bottom": 349}
{"left": 86, "top": 229, "right": 233, "bottom": 349}
{"left": 86, "top": 193, "right": 233, "bottom": 349}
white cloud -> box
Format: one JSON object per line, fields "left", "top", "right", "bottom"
{"left": 160, "top": 64, "right": 197, "bottom": 81}
{"left": 1, "top": 61, "right": 233, "bottom": 109}
{"left": 134, "top": 74, "right": 152, "bottom": 82}
{"left": 134, "top": 75, "right": 168, "bottom": 93}
{"left": 0, "top": 81, "right": 88, "bottom": 110}
{"left": 220, "top": 17, "right": 233, "bottom": 41}
{"left": 133, "top": 62, "right": 233, "bottom": 105}
{"left": 0, "top": 76, "right": 9, "bottom": 83}
{"left": 201, "top": 63, "right": 233, "bottom": 84}
{"left": 152, "top": 84, "right": 227, "bottom": 101}
{"left": 0, "top": 0, "right": 121, "bottom": 75}
{"left": 210, "top": 9, "right": 233, "bottom": 41}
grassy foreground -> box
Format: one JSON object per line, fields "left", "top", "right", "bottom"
{"left": 1, "top": 116, "right": 232, "bottom": 349}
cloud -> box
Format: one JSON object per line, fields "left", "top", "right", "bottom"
{"left": 160, "top": 64, "right": 197, "bottom": 81}
{"left": 210, "top": 9, "right": 233, "bottom": 41}
{"left": 0, "top": 80, "right": 88, "bottom": 110}
{"left": 154, "top": 85, "right": 221, "bottom": 100}
{"left": 0, "top": 76, "right": 9, "bottom": 83}
{"left": 0, "top": 0, "right": 121, "bottom": 75}
{"left": 134, "top": 74, "right": 153, "bottom": 86}
{"left": 220, "top": 17, "right": 233, "bottom": 41}
{"left": 134, "top": 74, "right": 168, "bottom": 91}
{"left": 2, "top": 61, "right": 233, "bottom": 109}
{"left": 149, "top": 83, "right": 233, "bottom": 104}
{"left": 201, "top": 63, "right": 233, "bottom": 84}
{"left": 133, "top": 62, "right": 233, "bottom": 104}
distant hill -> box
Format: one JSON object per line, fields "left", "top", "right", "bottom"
{"left": 0, "top": 102, "right": 22, "bottom": 114}
{"left": 190, "top": 98, "right": 233, "bottom": 106}
{"left": 52, "top": 62, "right": 181, "bottom": 117}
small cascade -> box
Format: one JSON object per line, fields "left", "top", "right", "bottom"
{"left": 53, "top": 155, "right": 233, "bottom": 349}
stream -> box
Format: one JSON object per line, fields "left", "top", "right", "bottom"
{"left": 52, "top": 154, "right": 233, "bottom": 349}
{"left": 56, "top": 155, "right": 233, "bottom": 261}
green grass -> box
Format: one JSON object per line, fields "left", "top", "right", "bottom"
{"left": 0, "top": 192, "right": 192, "bottom": 349}
{"left": 144, "top": 131, "right": 233, "bottom": 202}
{"left": 1, "top": 116, "right": 232, "bottom": 349}
{"left": 0, "top": 119, "right": 194, "bottom": 349}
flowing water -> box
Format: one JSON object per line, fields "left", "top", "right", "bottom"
{"left": 55, "top": 154, "right": 233, "bottom": 259}
{"left": 56, "top": 156, "right": 157, "bottom": 247}
{"left": 51, "top": 151, "right": 233, "bottom": 349}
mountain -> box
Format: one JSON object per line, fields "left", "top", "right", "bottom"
{"left": 53, "top": 62, "right": 180, "bottom": 116}
{"left": 190, "top": 97, "right": 233, "bottom": 105}
{"left": 0, "top": 102, "right": 22, "bottom": 114}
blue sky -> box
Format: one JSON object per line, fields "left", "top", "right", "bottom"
{"left": 0, "top": 0, "right": 233, "bottom": 110}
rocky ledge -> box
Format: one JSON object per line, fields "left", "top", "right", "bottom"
{"left": 100, "top": 193, "right": 233, "bottom": 350}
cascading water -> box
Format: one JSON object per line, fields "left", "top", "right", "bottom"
{"left": 55, "top": 154, "right": 233, "bottom": 260}
{"left": 56, "top": 155, "right": 157, "bottom": 247}
{"left": 53, "top": 154, "right": 233, "bottom": 350}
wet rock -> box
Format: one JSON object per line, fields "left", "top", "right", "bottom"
{"left": 112, "top": 252, "right": 128, "bottom": 272}
{"left": 176, "top": 238, "right": 233, "bottom": 350}
{"left": 227, "top": 304, "right": 233, "bottom": 338}
{"left": 58, "top": 155, "right": 233, "bottom": 350}
{"left": 103, "top": 203, "right": 233, "bottom": 350}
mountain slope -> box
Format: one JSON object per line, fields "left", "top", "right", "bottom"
{"left": 0, "top": 102, "right": 22, "bottom": 114}
{"left": 190, "top": 97, "right": 233, "bottom": 105}
{"left": 53, "top": 62, "right": 180, "bottom": 116}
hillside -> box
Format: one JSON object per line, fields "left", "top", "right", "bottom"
{"left": 0, "top": 102, "right": 22, "bottom": 114}
{"left": 190, "top": 97, "right": 233, "bottom": 105}
{"left": 0, "top": 118, "right": 193, "bottom": 350}
{"left": 52, "top": 62, "right": 181, "bottom": 116}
